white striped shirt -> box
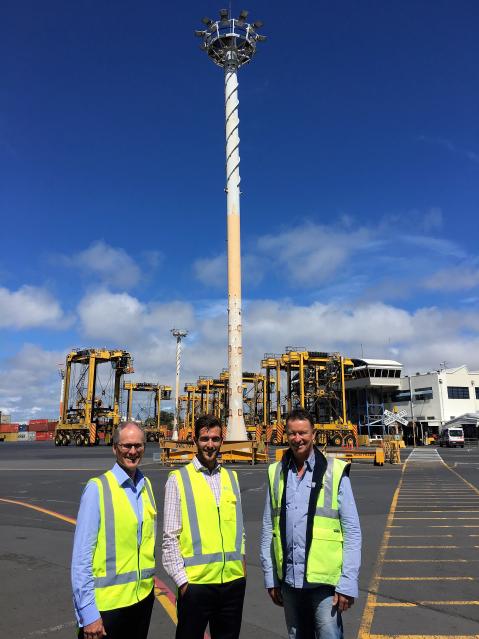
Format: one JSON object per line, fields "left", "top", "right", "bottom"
{"left": 162, "top": 456, "right": 243, "bottom": 587}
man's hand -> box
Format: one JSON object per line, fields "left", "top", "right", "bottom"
{"left": 333, "top": 592, "right": 354, "bottom": 612}
{"left": 179, "top": 582, "right": 189, "bottom": 596}
{"left": 83, "top": 618, "right": 106, "bottom": 639}
{"left": 267, "top": 586, "right": 283, "bottom": 607}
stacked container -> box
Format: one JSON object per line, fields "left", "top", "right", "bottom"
{"left": 1, "top": 423, "right": 19, "bottom": 441}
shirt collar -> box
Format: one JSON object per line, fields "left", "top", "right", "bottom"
{"left": 288, "top": 446, "right": 316, "bottom": 473}
{"left": 193, "top": 455, "right": 221, "bottom": 474}
{"left": 111, "top": 462, "right": 144, "bottom": 488}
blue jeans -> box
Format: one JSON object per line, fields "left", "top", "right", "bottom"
{"left": 281, "top": 584, "right": 344, "bottom": 639}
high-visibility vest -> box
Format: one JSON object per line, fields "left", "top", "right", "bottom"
{"left": 268, "top": 455, "right": 348, "bottom": 586}
{"left": 172, "top": 463, "right": 245, "bottom": 584}
{"left": 90, "top": 471, "right": 156, "bottom": 611}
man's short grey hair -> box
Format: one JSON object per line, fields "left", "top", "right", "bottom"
{"left": 113, "top": 421, "right": 145, "bottom": 445}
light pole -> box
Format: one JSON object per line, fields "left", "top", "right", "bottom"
{"left": 195, "top": 9, "right": 266, "bottom": 441}
{"left": 407, "top": 375, "right": 416, "bottom": 447}
{"left": 171, "top": 329, "right": 188, "bottom": 441}
{"left": 58, "top": 367, "right": 65, "bottom": 421}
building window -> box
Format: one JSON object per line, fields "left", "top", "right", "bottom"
{"left": 447, "top": 386, "right": 469, "bottom": 399}
{"left": 392, "top": 391, "right": 411, "bottom": 403}
{"left": 414, "top": 387, "right": 433, "bottom": 400}
{"left": 476, "top": 387, "right": 479, "bottom": 400}
{"left": 427, "top": 416, "right": 435, "bottom": 419}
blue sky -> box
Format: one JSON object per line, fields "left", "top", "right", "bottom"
{"left": 1, "top": 1, "right": 478, "bottom": 420}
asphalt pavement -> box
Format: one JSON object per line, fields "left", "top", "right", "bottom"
{"left": 1, "top": 442, "right": 478, "bottom": 638}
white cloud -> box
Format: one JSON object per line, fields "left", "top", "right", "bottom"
{"left": 78, "top": 289, "right": 195, "bottom": 343}
{"left": 0, "top": 285, "right": 65, "bottom": 329}
{"left": 63, "top": 241, "right": 142, "bottom": 288}
{"left": 193, "top": 253, "right": 265, "bottom": 289}
{"left": 5, "top": 295, "right": 479, "bottom": 421}
{"left": 0, "top": 344, "right": 65, "bottom": 420}
{"left": 193, "top": 214, "right": 459, "bottom": 295}
{"left": 424, "top": 266, "right": 479, "bottom": 291}
{"left": 257, "top": 223, "right": 374, "bottom": 286}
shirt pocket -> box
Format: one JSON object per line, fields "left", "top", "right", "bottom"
{"left": 142, "top": 500, "right": 157, "bottom": 540}
{"left": 222, "top": 494, "right": 237, "bottom": 521}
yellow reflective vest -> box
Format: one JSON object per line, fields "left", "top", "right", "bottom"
{"left": 90, "top": 470, "right": 156, "bottom": 611}
{"left": 268, "top": 452, "right": 349, "bottom": 586}
{"left": 172, "top": 462, "right": 245, "bottom": 584}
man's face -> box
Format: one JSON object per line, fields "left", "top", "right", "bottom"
{"left": 113, "top": 425, "right": 145, "bottom": 474}
{"left": 286, "top": 418, "right": 314, "bottom": 459}
{"left": 195, "top": 426, "right": 223, "bottom": 467}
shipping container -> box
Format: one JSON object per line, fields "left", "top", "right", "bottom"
{"left": 17, "top": 432, "right": 28, "bottom": 440}
{"left": 28, "top": 423, "right": 50, "bottom": 432}
{"left": 4, "top": 432, "right": 18, "bottom": 441}
{"left": 0, "top": 424, "right": 19, "bottom": 433}
{"left": 48, "top": 421, "right": 58, "bottom": 432}
{"left": 18, "top": 424, "right": 28, "bottom": 432}
{"left": 35, "top": 431, "right": 50, "bottom": 441}
{"left": 27, "top": 432, "right": 36, "bottom": 441}
{"left": 29, "top": 419, "right": 49, "bottom": 425}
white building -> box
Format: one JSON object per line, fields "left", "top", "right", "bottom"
{"left": 346, "top": 360, "right": 479, "bottom": 440}
{"left": 387, "top": 365, "right": 479, "bottom": 431}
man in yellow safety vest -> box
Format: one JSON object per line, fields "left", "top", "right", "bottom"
{"left": 162, "top": 413, "right": 246, "bottom": 639}
{"left": 261, "top": 409, "right": 361, "bottom": 639}
{"left": 72, "top": 422, "right": 156, "bottom": 639}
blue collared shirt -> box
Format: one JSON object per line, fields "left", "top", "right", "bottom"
{"left": 260, "top": 449, "right": 361, "bottom": 597}
{"left": 71, "top": 463, "right": 148, "bottom": 627}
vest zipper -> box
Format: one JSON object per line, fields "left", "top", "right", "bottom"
{"left": 217, "top": 506, "right": 226, "bottom": 583}
{"left": 136, "top": 520, "right": 142, "bottom": 602}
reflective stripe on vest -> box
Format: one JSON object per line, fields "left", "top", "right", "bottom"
{"left": 174, "top": 464, "right": 244, "bottom": 583}
{"left": 92, "top": 472, "right": 156, "bottom": 609}
{"left": 269, "top": 455, "right": 347, "bottom": 586}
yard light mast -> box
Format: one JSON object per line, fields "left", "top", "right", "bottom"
{"left": 195, "top": 9, "right": 266, "bottom": 440}
{"left": 171, "top": 329, "right": 188, "bottom": 442}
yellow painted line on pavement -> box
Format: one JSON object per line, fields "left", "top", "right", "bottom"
{"left": 0, "top": 497, "right": 178, "bottom": 627}
{"left": 154, "top": 578, "right": 177, "bottom": 624}
{"left": 445, "top": 466, "right": 479, "bottom": 496}
{"left": 373, "top": 601, "right": 479, "bottom": 607}
{"left": 378, "top": 576, "right": 474, "bottom": 581}
{"left": 428, "top": 525, "right": 479, "bottom": 528}
{"left": 387, "top": 545, "right": 459, "bottom": 548}
{"left": 396, "top": 511, "right": 479, "bottom": 514}
{"left": 358, "top": 461, "right": 405, "bottom": 639}
{"left": 394, "top": 517, "right": 479, "bottom": 520}
{"left": 0, "top": 497, "right": 77, "bottom": 525}
{"left": 368, "top": 635, "right": 479, "bottom": 639}
{"left": 384, "top": 559, "right": 477, "bottom": 563}
{"left": 389, "top": 534, "right": 453, "bottom": 537}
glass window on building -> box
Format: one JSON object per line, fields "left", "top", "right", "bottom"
{"left": 447, "top": 386, "right": 470, "bottom": 399}
{"left": 415, "top": 387, "right": 433, "bottom": 400}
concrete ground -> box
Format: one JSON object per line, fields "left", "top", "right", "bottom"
{"left": 0, "top": 442, "right": 478, "bottom": 638}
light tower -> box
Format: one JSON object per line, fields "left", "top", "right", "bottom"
{"left": 171, "top": 328, "right": 188, "bottom": 441}
{"left": 58, "top": 367, "right": 65, "bottom": 421}
{"left": 195, "top": 9, "right": 266, "bottom": 441}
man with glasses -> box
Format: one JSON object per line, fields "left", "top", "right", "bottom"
{"left": 72, "top": 422, "right": 156, "bottom": 639}
{"left": 162, "top": 414, "right": 246, "bottom": 639}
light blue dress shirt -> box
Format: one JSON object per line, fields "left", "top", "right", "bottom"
{"left": 260, "top": 449, "right": 361, "bottom": 597}
{"left": 71, "top": 463, "right": 147, "bottom": 627}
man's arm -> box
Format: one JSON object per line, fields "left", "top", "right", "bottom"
{"left": 161, "top": 473, "right": 188, "bottom": 590}
{"left": 71, "top": 481, "right": 104, "bottom": 631}
{"left": 260, "top": 479, "right": 282, "bottom": 606}
{"left": 336, "top": 474, "right": 362, "bottom": 610}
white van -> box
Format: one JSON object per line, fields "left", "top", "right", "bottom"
{"left": 439, "top": 427, "right": 464, "bottom": 448}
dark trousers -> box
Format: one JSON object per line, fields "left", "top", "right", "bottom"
{"left": 78, "top": 588, "right": 154, "bottom": 639}
{"left": 176, "top": 577, "right": 246, "bottom": 639}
